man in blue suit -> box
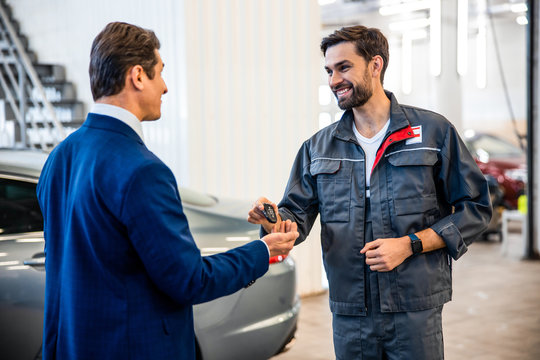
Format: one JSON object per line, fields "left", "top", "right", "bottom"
{"left": 36, "top": 22, "right": 299, "bottom": 360}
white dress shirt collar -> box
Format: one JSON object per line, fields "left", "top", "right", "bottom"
{"left": 90, "top": 103, "right": 144, "bottom": 142}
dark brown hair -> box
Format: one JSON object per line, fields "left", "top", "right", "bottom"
{"left": 321, "top": 25, "right": 389, "bottom": 84}
{"left": 89, "top": 22, "right": 160, "bottom": 100}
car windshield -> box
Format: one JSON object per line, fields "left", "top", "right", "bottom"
{"left": 0, "top": 178, "right": 43, "bottom": 235}
{"left": 471, "top": 136, "right": 523, "bottom": 158}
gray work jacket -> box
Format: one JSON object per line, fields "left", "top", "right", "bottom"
{"left": 275, "top": 91, "right": 492, "bottom": 315}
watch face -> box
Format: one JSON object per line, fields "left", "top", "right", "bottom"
{"left": 409, "top": 234, "right": 423, "bottom": 254}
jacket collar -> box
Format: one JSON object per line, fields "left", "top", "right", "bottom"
{"left": 83, "top": 113, "right": 144, "bottom": 145}
{"left": 332, "top": 90, "right": 410, "bottom": 142}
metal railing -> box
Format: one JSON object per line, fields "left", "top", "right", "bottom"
{"left": 0, "top": 3, "right": 64, "bottom": 150}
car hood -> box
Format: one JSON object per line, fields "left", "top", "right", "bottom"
{"left": 182, "top": 197, "right": 260, "bottom": 255}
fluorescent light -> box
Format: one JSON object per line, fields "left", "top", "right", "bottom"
{"left": 457, "top": 0, "right": 469, "bottom": 76}
{"left": 0, "top": 261, "right": 19, "bottom": 266}
{"left": 510, "top": 3, "right": 528, "bottom": 13}
{"left": 200, "top": 247, "right": 230, "bottom": 256}
{"left": 389, "top": 18, "right": 430, "bottom": 32}
{"left": 379, "top": 0, "right": 432, "bottom": 16}
{"left": 7, "top": 265, "right": 30, "bottom": 271}
{"left": 516, "top": 15, "right": 528, "bottom": 25}
{"left": 402, "top": 34, "right": 413, "bottom": 94}
{"left": 476, "top": 0, "right": 487, "bottom": 88}
{"left": 318, "top": 0, "right": 336, "bottom": 5}
{"left": 226, "top": 236, "right": 251, "bottom": 242}
{"left": 15, "top": 238, "right": 44, "bottom": 243}
{"left": 464, "top": 129, "right": 476, "bottom": 138}
{"left": 400, "top": 30, "right": 428, "bottom": 95}
{"left": 430, "top": 0, "right": 442, "bottom": 76}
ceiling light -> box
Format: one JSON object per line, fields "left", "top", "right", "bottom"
{"left": 510, "top": 3, "right": 528, "bottom": 13}
{"left": 516, "top": 15, "right": 528, "bottom": 25}
{"left": 379, "top": 0, "right": 432, "bottom": 16}
{"left": 389, "top": 17, "right": 430, "bottom": 32}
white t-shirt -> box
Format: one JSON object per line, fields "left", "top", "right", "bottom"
{"left": 352, "top": 119, "right": 390, "bottom": 197}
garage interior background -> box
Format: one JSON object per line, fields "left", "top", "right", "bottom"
{"left": 6, "top": 0, "right": 537, "bottom": 296}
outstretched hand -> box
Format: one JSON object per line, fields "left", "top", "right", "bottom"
{"left": 262, "top": 220, "right": 299, "bottom": 258}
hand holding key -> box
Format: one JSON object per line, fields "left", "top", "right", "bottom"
{"left": 248, "top": 197, "right": 282, "bottom": 234}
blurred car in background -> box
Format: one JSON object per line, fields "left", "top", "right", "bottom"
{"left": 0, "top": 148, "right": 299, "bottom": 360}
{"left": 463, "top": 130, "right": 527, "bottom": 237}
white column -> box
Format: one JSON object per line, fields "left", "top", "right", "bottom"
{"left": 532, "top": 0, "right": 540, "bottom": 256}
{"left": 433, "top": 0, "right": 463, "bottom": 130}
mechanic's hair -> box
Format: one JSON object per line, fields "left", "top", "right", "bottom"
{"left": 89, "top": 22, "right": 160, "bottom": 101}
{"left": 320, "top": 25, "right": 389, "bottom": 84}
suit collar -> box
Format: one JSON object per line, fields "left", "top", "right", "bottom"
{"left": 83, "top": 113, "right": 144, "bottom": 145}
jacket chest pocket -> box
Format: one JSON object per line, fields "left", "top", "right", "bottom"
{"left": 387, "top": 149, "right": 439, "bottom": 199}
{"left": 310, "top": 159, "right": 352, "bottom": 223}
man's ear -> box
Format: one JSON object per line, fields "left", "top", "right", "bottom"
{"left": 128, "top": 65, "right": 145, "bottom": 91}
{"left": 371, "top": 55, "right": 384, "bottom": 79}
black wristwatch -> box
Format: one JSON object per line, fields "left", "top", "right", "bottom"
{"left": 408, "top": 233, "right": 423, "bottom": 254}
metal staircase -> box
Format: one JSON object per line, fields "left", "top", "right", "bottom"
{"left": 0, "top": 0, "right": 84, "bottom": 151}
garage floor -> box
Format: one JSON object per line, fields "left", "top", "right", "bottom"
{"left": 273, "top": 221, "right": 540, "bottom": 360}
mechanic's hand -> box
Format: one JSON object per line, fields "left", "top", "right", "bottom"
{"left": 262, "top": 220, "right": 299, "bottom": 258}
{"left": 360, "top": 236, "right": 413, "bottom": 272}
{"left": 247, "top": 197, "right": 282, "bottom": 234}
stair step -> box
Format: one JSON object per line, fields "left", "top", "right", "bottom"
{"left": 0, "top": 34, "right": 28, "bottom": 50}
{"left": 30, "top": 82, "right": 77, "bottom": 102}
{"left": 0, "top": 81, "right": 77, "bottom": 102}
{"left": 0, "top": 49, "right": 38, "bottom": 63}
{"left": 4, "top": 101, "right": 85, "bottom": 122}
{"left": 33, "top": 63, "right": 66, "bottom": 83}
{"left": 22, "top": 119, "right": 85, "bottom": 128}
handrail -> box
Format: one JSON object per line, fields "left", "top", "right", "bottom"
{"left": 0, "top": 3, "right": 65, "bottom": 149}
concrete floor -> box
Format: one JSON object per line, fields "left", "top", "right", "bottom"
{"left": 273, "top": 222, "right": 540, "bottom": 360}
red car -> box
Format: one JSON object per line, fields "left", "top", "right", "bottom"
{"left": 463, "top": 130, "right": 526, "bottom": 210}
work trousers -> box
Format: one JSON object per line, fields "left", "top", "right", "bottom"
{"left": 331, "top": 199, "right": 444, "bottom": 360}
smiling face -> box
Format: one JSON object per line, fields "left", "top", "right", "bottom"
{"left": 324, "top": 42, "right": 374, "bottom": 110}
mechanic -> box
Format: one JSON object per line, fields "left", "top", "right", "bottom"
{"left": 248, "top": 25, "right": 492, "bottom": 359}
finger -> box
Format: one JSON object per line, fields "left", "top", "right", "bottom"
{"left": 365, "top": 256, "right": 379, "bottom": 265}
{"left": 364, "top": 249, "right": 379, "bottom": 258}
{"left": 255, "top": 197, "right": 270, "bottom": 210}
{"left": 283, "top": 220, "right": 291, "bottom": 233}
{"left": 247, "top": 211, "right": 265, "bottom": 224}
{"left": 360, "top": 241, "right": 378, "bottom": 254}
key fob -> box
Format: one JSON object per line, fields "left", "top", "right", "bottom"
{"left": 262, "top": 203, "right": 278, "bottom": 223}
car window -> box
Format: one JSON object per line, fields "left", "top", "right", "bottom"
{"left": 0, "top": 178, "right": 43, "bottom": 235}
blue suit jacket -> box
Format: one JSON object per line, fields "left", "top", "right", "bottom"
{"left": 36, "top": 113, "right": 269, "bottom": 359}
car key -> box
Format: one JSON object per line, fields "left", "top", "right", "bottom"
{"left": 262, "top": 203, "right": 278, "bottom": 223}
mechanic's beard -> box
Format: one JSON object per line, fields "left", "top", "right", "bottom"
{"left": 337, "top": 82, "right": 373, "bottom": 110}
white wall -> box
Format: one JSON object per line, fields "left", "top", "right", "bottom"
{"left": 9, "top": 0, "right": 326, "bottom": 295}
{"left": 8, "top": 0, "right": 190, "bottom": 180}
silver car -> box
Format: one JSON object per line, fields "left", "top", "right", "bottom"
{"left": 0, "top": 149, "right": 299, "bottom": 360}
